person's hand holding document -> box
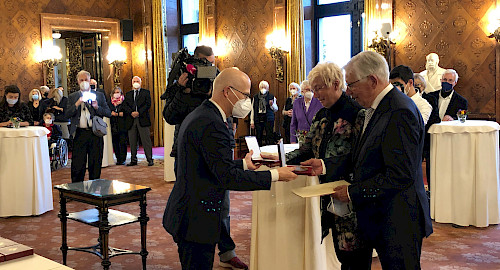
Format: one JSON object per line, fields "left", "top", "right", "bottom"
{"left": 300, "top": 158, "right": 324, "bottom": 176}
{"left": 260, "top": 152, "right": 279, "bottom": 161}
{"left": 276, "top": 166, "right": 298, "bottom": 182}
{"left": 244, "top": 150, "right": 261, "bottom": 171}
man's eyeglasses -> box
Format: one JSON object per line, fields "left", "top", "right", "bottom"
{"left": 229, "top": 86, "right": 251, "bottom": 99}
{"left": 346, "top": 76, "right": 368, "bottom": 89}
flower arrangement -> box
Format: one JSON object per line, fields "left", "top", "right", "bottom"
{"left": 10, "top": 117, "right": 21, "bottom": 128}
{"left": 457, "top": 110, "right": 468, "bottom": 123}
{"left": 295, "top": 129, "right": 308, "bottom": 145}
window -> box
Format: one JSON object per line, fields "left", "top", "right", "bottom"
{"left": 304, "top": 0, "right": 364, "bottom": 73}
{"left": 180, "top": 0, "right": 199, "bottom": 54}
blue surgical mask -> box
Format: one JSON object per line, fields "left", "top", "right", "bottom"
{"left": 32, "top": 94, "right": 39, "bottom": 100}
{"left": 441, "top": 82, "right": 453, "bottom": 92}
{"left": 6, "top": 98, "right": 18, "bottom": 105}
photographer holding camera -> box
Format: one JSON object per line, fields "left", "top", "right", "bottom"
{"left": 66, "top": 70, "right": 111, "bottom": 183}
{"left": 163, "top": 46, "right": 248, "bottom": 269}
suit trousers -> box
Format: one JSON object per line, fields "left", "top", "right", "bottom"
{"left": 173, "top": 158, "right": 236, "bottom": 261}
{"left": 71, "top": 128, "right": 104, "bottom": 182}
{"left": 128, "top": 118, "right": 153, "bottom": 163}
{"left": 177, "top": 239, "right": 216, "bottom": 270}
{"left": 218, "top": 190, "right": 236, "bottom": 261}
{"left": 112, "top": 131, "right": 128, "bottom": 163}
{"left": 255, "top": 119, "right": 274, "bottom": 146}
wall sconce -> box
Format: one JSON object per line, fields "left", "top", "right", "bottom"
{"left": 265, "top": 31, "right": 289, "bottom": 82}
{"left": 487, "top": 7, "right": 500, "bottom": 42}
{"left": 106, "top": 44, "right": 127, "bottom": 87}
{"left": 39, "top": 46, "right": 62, "bottom": 89}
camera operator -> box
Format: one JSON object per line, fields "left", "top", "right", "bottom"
{"left": 163, "top": 46, "right": 249, "bottom": 269}
{"left": 164, "top": 45, "right": 218, "bottom": 158}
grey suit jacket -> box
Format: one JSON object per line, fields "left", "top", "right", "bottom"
{"left": 65, "top": 90, "right": 111, "bottom": 135}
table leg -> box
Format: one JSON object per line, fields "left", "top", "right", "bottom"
{"left": 58, "top": 193, "right": 68, "bottom": 265}
{"left": 98, "top": 205, "right": 111, "bottom": 270}
{"left": 139, "top": 194, "right": 149, "bottom": 270}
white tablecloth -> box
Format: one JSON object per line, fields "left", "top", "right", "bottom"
{"left": 101, "top": 117, "right": 114, "bottom": 167}
{"left": 0, "top": 127, "right": 53, "bottom": 217}
{"left": 429, "top": 120, "right": 500, "bottom": 227}
{"left": 250, "top": 144, "right": 340, "bottom": 270}
{"left": 164, "top": 121, "right": 176, "bottom": 182}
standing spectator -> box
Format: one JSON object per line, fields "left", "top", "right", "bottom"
{"left": 40, "top": 85, "right": 50, "bottom": 101}
{"left": 282, "top": 82, "right": 301, "bottom": 143}
{"left": 40, "top": 88, "right": 68, "bottom": 122}
{"left": 66, "top": 70, "right": 111, "bottom": 182}
{"left": 108, "top": 86, "right": 128, "bottom": 165}
{"left": 250, "top": 80, "right": 277, "bottom": 146}
{"left": 290, "top": 82, "right": 323, "bottom": 143}
{"left": 27, "top": 88, "right": 42, "bottom": 125}
{"left": 0, "top": 85, "right": 33, "bottom": 127}
{"left": 123, "top": 76, "right": 154, "bottom": 166}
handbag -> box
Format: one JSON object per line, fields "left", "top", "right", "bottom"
{"left": 91, "top": 116, "right": 108, "bottom": 137}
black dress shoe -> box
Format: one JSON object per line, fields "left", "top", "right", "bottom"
{"left": 127, "top": 162, "right": 137, "bottom": 166}
{"left": 148, "top": 161, "right": 154, "bottom": 166}
{"left": 116, "top": 161, "right": 125, "bottom": 165}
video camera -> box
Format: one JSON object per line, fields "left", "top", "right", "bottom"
{"left": 166, "top": 48, "right": 218, "bottom": 95}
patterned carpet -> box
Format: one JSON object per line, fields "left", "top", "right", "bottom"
{"left": 1, "top": 152, "right": 500, "bottom": 269}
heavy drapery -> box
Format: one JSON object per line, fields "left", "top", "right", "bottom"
{"left": 364, "top": 0, "right": 393, "bottom": 50}
{"left": 152, "top": 0, "right": 168, "bottom": 146}
{"left": 286, "top": 0, "right": 306, "bottom": 90}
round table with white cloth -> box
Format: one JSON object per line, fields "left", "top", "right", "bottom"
{"left": 0, "top": 126, "right": 53, "bottom": 217}
{"left": 429, "top": 120, "right": 500, "bottom": 227}
{"left": 250, "top": 144, "right": 340, "bottom": 270}
{"left": 100, "top": 117, "right": 114, "bottom": 167}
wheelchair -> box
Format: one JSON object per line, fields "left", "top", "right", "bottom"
{"left": 49, "top": 138, "right": 69, "bottom": 171}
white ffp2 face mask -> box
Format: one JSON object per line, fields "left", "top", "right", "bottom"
{"left": 304, "top": 91, "right": 314, "bottom": 99}
{"left": 289, "top": 90, "right": 297, "bottom": 96}
{"left": 228, "top": 89, "right": 252, "bottom": 118}
{"left": 80, "top": 81, "right": 90, "bottom": 91}
{"left": 133, "top": 83, "right": 141, "bottom": 89}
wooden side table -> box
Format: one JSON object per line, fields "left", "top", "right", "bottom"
{"left": 54, "top": 179, "right": 151, "bottom": 270}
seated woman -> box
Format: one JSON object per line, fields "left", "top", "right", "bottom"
{"left": 0, "top": 85, "right": 33, "bottom": 127}
{"left": 107, "top": 86, "right": 128, "bottom": 165}
{"left": 40, "top": 87, "right": 68, "bottom": 122}
{"left": 27, "top": 88, "right": 42, "bottom": 125}
{"left": 282, "top": 82, "right": 301, "bottom": 144}
{"left": 289, "top": 80, "right": 323, "bottom": 143}
{"left": 41, "top": 112, "right": 62, "bottom": 144}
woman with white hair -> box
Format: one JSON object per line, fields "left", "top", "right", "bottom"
{"left": 250, "top": 80, "right": 277, "bottom": 145}
{"left": 40, "top": 87, "right": 68, "bottom": 122}
{"left": 290, "top": 80, "right": 323, "bottom": 143}
{"left": 286, "top": 62, "right": 371, "bottom": 269}
{"left": 282, "top": 82, "right": 301, "bottom": 143}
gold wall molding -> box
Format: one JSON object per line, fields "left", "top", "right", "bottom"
{"left": 40, "top": 13, "right": 120, "bottom": 93}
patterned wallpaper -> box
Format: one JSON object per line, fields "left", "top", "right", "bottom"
{"left": 394, "top": 0, "right": 496, "bottom": 118}
{"left": 0, "top": 0, "right": 141, "bottom": 101}
{"left": 215, "top": 0, "right": 286, "bottom": 135}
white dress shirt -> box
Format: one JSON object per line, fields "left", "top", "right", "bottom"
{"left": 438, "top": 91, "right": 454, "bottom": 120}
{"left": 411, "top": 93, "right": 432, "bottom": 125}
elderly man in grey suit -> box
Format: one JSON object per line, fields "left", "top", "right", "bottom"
{"left": 66, "top": 70, "right": 111, "bottom": 182}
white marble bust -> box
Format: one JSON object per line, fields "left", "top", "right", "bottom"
{"left": 419, "top": 53, "right": 446, "bottom": 93}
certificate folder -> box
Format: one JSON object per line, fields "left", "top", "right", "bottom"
{"left": 292, "top": 180, "right": 350, "bottom": 198}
